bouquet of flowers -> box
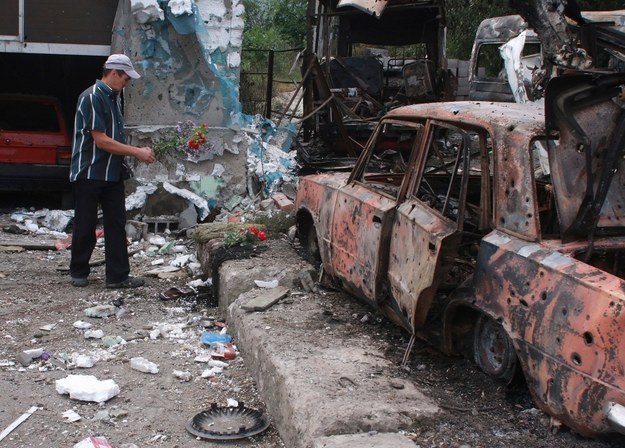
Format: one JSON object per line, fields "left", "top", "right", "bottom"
{"left": 223, "top": 227, "right": 267, "bottom": 247}
{"left": 154, "top": 120, "right": 213, "bottom": 160}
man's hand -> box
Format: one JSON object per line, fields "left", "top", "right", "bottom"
{"left": 92, "top": 131, "right": 156, "bottom": 164}
{"left": 135, "top": 146, "right": 155, "bottom": 164}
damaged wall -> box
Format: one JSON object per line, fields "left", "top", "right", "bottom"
{"left": 107, "top": 0, "right": 297, "bottom": 224}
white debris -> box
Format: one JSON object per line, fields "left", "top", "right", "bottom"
{"left": 151, "top": 258, "right": 165, "bottom": 266}
{"left": 208, "top": 359, "right": 228, "bottom": 368}
{"left": 84, "top": 329, "right": 104, "bottom": 339}
{"left": 62, "top": 409, "right": 81, "bottom": 422}
{"left": 72, "top": 354, "right": 96, "bottom": 369}
{"left": 73, "top": 320, "right": 92, "bottom": 330}
{"left": 130, "top": 357, "right": 159, "bottom": 374}
{"left": 148, "top": 235, "right": 167, "bottom": 246}
{"left": 172, "top": 370, "right": 192, "bottom": 381}
{"left": 56, "top": 374, "right": 120, "bottom": 402}
{"left": 170, "top": 254, "right": 190, "bottom": 267}
{"left": 168, "top": 0, "right": 193, "bottom": 16}
{"left": 255, "top": 279, "right": 279, "bottom": 289}
{"left": 125, "top": 183, "right": 158, "bottom": 211}
{"left": 42, "top": 210, "right": 72, "bottom": 232}
{"left": 200, "top": 366, "right": 223, "bottom": 378}
{"left": 227, "top": 398, "right": 239, "bottom": 407}
{"left": 211, "top": 163, "right": 225, "bottom": 177}
{"left": 163, "top": 182, "right": 210, "bottom": 220}
{"left": 131, "top": 0, "right": 164, "bottom": 23}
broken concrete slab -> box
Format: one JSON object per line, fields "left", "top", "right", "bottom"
{"left": 239, "top": 286, "right": 290, "bottom": 312}
{"left": 312, "top": 432, "right": 418, "bottom": 448}
{"left": 219, "top": 258, "right": 309, "bottom": 311}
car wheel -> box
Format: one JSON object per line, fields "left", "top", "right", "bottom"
{"left": 473, "top": 314, "right": 517, "bottom": 384}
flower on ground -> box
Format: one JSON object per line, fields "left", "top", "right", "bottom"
{"left": 224, "top": 226, "right": 267, "bottom": 247}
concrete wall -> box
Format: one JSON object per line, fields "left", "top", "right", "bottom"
{"left": 109, "top": 0, "right": 253, "bottom": 222}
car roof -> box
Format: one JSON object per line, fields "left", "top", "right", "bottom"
{"left": 385, "top": 100, "right": 546, "bottom": 138}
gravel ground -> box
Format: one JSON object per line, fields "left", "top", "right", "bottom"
{"left": 0, "top": 197, "right": 623, "bottom": 447}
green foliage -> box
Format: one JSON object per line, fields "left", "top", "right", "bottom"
{"left": 445, "top": 0, "right": 514, "bottom": 60}
{"left": 253, "top": 212, "right": 296, "bottom": 235}
{"left": 223, "top": 226, "right": 267, "bottom": 248}
{"left": 267, "top": 0, "right": 307, "bottom": 48}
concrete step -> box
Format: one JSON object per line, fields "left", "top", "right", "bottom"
{"left": 220, "top": 240, "right": 440, "bottom": 448}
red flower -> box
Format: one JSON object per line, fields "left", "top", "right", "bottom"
{"left": 258, "top": 231, "right": 266, "bottom": 241}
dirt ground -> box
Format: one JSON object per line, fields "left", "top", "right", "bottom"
{"left": 0, "top": 198, "right": 623, "bottom": 448}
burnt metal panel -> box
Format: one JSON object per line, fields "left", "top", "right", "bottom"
{"left": 0, "top": 0, "right": 19, "bottom": 36}
{"left": 328, "top": 182, "right": 396, "bottom": 302}
{"left": 473, "top": 231, "right": 625, "bottom": 436}
{"left": 24, "top": 0, "right": 116, "bottom": 45}
{"left": 388, "top": 199, "right": 460, "bottom": 331}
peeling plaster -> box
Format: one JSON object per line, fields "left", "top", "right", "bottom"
{"left": 118, "top": 0, "right": 298, "bottom": 220}
{"left": 131, "top": 0, "right": 164, "bottom": 23}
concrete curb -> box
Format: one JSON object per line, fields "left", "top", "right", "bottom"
{"left": 223, "top": 249, "right": 440, "bottom": 448}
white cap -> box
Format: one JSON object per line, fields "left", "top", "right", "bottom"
{"left": 104, "top": 54, "right": 141, "bottom": 79}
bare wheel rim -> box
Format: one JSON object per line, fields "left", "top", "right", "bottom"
{"left": 473, "top": 314, "right": 517, "bottom": 383}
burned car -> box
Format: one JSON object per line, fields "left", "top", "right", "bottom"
{"left": 295, "top": 73, "right": 625, "bottom": 437}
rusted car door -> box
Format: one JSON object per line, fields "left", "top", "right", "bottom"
{"left": 386, "top": 121, "right": 491, "bottom": 331}
{"left": 327, "top": 120, "right": 423, "bottom": 305}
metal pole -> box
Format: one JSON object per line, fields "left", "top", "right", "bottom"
{"left": 265, "top": 50, "right": 274, "bottom": 118}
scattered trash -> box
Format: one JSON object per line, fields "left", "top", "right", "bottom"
{"left": 62, "top": 409, "right": 82, "bottom": 422}
{"left": 130, "top": 356, "right": 159, "bottom": 374}
{"left": 0, "top": 406, "right": 39, "bottom": 442}
{"left": 73, "top": 436, "right": 112, "bottom": 448}
{"left": 173, "top": 370, "right": 192, "bottom": 381}
{"left": 56, "top": 374, "right": 120, "bottom": 402}
{"left": 84, "top": 305, "right": 119, "bottom": 318}
{"left": 101, "top": 335, "right": 126, "bottom": 347}
{"left": 201, "top": 331, "right": 232, "bottom": 346}
{"left": 254, "top": 279, "right": 279, "bottom": 289}
{"left": 73, "top": 320, "right": 93, "bottom": 329}
{"left": 185, "top": 402, "right": 270, "bottom": 440}
{"left": 84, "top": 329, "right": 105, "bottom": 339}
{"left": 227, "top": 398, "right": 239, "bottom": 407}
{"left": 72, "top": 353, "right": 96, "bottom": 368}
{"left": 201, "top": 366, "right": 223, "bottom": 377}
{"left": 16, "top": 348, "right": 49, "bottom": 366}
{"left": 159, "top": 286, "right": 196, "bottom": 301}
{"left": 39, "top": 323, "right": 56, "bottom": 331}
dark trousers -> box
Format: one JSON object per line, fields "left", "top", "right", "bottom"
{"left": 69, "top": 179, "right": 129, "bottom": 283}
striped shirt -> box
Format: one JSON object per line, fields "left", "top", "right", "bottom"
{"left": 70, "top": 79, "right": 126, "bottom": 182}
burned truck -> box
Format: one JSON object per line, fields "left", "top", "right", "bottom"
{"left": 300, "top": 0, "right": 449, "bottom": 159}
{"left": 295, "top": 73, "right": 625, "bottom": 437}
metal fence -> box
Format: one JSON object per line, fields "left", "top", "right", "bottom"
{"left": 240, "top": 47, "right": 303, "bottom": 118}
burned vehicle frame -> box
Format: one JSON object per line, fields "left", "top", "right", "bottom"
{"left": 295, "top": 73, "right": 625, "bottom": 437}
{"left": 299, "top": 0, "right": 448, "bottom": 164}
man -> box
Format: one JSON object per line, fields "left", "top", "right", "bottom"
{"left": 69, "top": 54, "right": 155, "bottom": 288}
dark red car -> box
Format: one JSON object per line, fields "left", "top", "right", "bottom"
{"left": 0, "top": 94, "right": 72, "bottom": 193}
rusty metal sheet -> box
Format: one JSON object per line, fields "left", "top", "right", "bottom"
{"left": 387, "top": 200, "right": 460, "bottom": 331}
{"left": 473, "top": 231, "right": 625, "bottom": 436}
{"left": 328, "top": 182, "right": 396, "bottom": 302}
{"left": 337, "top": 0, "right": 389, "bottom": 17}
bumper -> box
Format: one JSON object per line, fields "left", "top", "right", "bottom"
{"left": 606, "top": 402, "right": 625, "bottom": 435}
